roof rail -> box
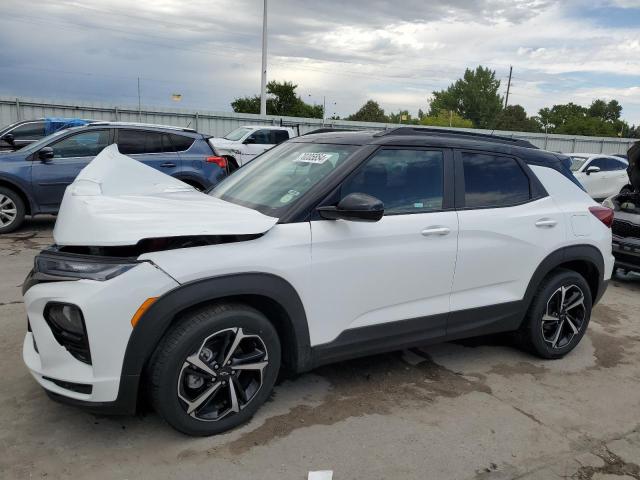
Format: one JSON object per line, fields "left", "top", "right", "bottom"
{"left": 303, "top": 128, "right": 359, "bottom": 135}
{"left": 89, "top": 121, "right": 197, "bottom": 133}
{"left": 374, "top": 127, "right": 537, "bottom": 149}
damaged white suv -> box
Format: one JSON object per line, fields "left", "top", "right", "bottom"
{"left": 23, "top": 128, "right": 615, "bottom": 436}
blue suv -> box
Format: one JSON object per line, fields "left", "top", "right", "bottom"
{"left": 0, "top": 122, "right": 228, "bottom": 233}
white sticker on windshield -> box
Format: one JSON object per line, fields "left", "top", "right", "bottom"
{"left": 294, "top": 152, "right": 332, "bottom": 164}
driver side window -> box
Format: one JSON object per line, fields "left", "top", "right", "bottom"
{"left": 50, "top": 130, "right": 110, "bottom": 158}
{"left": 341, "top": 149, "right": 444, "bottom": 215}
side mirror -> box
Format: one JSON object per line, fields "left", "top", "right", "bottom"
{"left": 38, "top": 147, "right": 54, "bottom": 161}
{"left": 243, "top": 137, "right": 256, "bottom": 144}
{"left": 2, "top": 133, "right": 15, "bottom": 146}
{"left": 585, "top": 165, "right": 601, "bottom": 175}
{"left": 317, "top": 193, "right": 384, "bottom": 222}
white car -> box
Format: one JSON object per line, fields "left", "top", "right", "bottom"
{"left": 209, "top": 125, "right": 296, "bottom": 169}
{"left": 23, "top": 128, "right": 614, "bottom": 436}
{"left": 569, "top": 153, "right": 631, "bottom": 200}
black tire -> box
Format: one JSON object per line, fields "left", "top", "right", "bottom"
{"left": 0, "top": 187, "right": 26, "bottom": 234}
{"left": 149, "top": 303, "right": 281, "bottom": 436}
{"left": 620, "top": 185, "right": 633, "bottom": 195}
{"left": 518, "top": 268, "right": 592, "bottom": 359}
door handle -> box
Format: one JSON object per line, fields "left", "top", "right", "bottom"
{"left": 160, "top": 162, "right": 176, "bottom": 168}
{"left": 421, "top": 226, "right": 450, "bottom": 236}
{"left": 535, "top": 218, "right": 557, "bottom": 228}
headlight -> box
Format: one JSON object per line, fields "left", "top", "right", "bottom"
{"left": 35, "top": 254, "right": 138, "bottom": 281}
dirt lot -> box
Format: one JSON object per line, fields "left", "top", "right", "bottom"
{"left": 1, "top": 218, "right": 639, "bottom": 480}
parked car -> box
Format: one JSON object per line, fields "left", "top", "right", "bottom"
{"left": 0, "top": 122, "right": 227, "bottom": 233}
{"left": 602, "top": 142, "right": 640, "bottom": 273}
{"left": 0, "top": 118, "right": 91, "bottom": 151}
{"left": 22, "top": 127, "right": 614, "bottom": 436}
{"left": 209, "top": 125, "right": 296, "bottom": 169}
{"left": 569, "top": 153, "right": 631, "bottom": 200}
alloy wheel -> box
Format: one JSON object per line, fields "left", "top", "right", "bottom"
{"left": 541, "top": 284, "right": 586, "bottom": 349}
{"left": 177, "top": 327, "right": 269, "bottom": 421}
{"left": 0, "top": 194, "right": 17, "bottom": 228}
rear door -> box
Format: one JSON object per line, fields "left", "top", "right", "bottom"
{"left": 31, "top": 129, "right": 112, "bottom": 210}
{"left": 449, "top": 150, "right": 566, "bottom": 336}
{"left": 115, "top": 129, "right": 182, "bottom": 178}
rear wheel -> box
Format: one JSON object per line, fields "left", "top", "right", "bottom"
{"left": 518, "top": 269, "right": 592, "bottom": 359}
{"left": 0, "top": 187, "right": 26, "bottom": 234}
{"left": 149, "top": 303, "right": 281, "bottom": 436}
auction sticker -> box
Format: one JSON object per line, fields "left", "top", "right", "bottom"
{"left": 294, "top": 152, "right": 333, "bottom": 164}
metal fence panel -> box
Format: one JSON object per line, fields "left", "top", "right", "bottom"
{"left": 1, "top": 95, "right": 636, "bottom": 154}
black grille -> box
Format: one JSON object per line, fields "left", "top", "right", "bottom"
{"left": 612, "top": 219, "right": 640, "bottom": 239}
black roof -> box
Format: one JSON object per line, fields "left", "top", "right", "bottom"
{"left": 294, "top": 126, "right": 537, "bottom": 150}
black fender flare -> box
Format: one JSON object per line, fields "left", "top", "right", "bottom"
{"left": 114, "top": 272, "right": 312, "bottom": 411}
{"left": 522, "top": 244, "right": 606, "bottom": 314}
{"left": 0, "top": 173, "right": 37, "bottom": 214}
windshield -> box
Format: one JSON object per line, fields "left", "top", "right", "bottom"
{"left": 223, "top": 127, "right": 253, "bottom": 141}
{"left": 18, "top": 127, "right": 75, "bottom": 152}
{"left": 570, "top": 156, "right": 588, "bottom": 171}
{"left": 210, "top": 142, "right": 358, "bottom": 216}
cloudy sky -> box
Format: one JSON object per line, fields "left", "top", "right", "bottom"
{"left": 1, "top": 0, "right": 640, "bottom": 124}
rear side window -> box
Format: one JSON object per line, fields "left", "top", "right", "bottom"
{"left": 11, "top": 121, "right": 45, "bottom": 140}
{"left": 168, "top": 134, "right": 195, "bottom": 152}
{"left": 248, "top": 130, "right": 273, "bottom": 144}
{"left": 118, "top": 130, "right": 169, "bottom": 154}
{"left": 272, "top": 130, "right": 289, "bottom": 144}
{"left": 462, "top": 152, "right": 530, "bottom": 208}
{"left": 342, "top": 149, "right": 444, "bottom": 214}
{"left": 591, "top": 158, "right": 627, "bottom": 171}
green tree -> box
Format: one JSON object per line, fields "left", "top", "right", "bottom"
{"left": 420, "top": 111, "right": 473, "bottom": 128}
{"left": 428, "top": 66, "right": 503, "bottom": 129}
{"left": 538, "top": 99, "right": 629, "bottom": 137}
{"left": 346, "top": 100, "right": 389, "bottom": 122}
{"left": 231, "top": 81, "right": 323, "bottom": 118}
{"left": 588, "top": 99, "right": 622, "bottom": 122}
{"left": 494, "top": 105, "right": 541, "bottom": 133}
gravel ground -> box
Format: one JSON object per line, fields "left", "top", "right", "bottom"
{"left": 1, "top": 217, "right": 639, "bottom": 480}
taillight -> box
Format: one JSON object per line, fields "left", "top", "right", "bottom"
{"left": 589, "top": 206, "right": 614, "bottom": 228}
{"left": 206, "top": 156, "right": 227, "bottom": 168}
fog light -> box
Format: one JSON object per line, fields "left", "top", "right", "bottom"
{"left": 46, "top": 304, "right": 84, "bottom": 334}
{"left": 44, "top": 303, "right": 91, "bottom": 364}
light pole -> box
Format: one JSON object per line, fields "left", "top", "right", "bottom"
{"left": 259, "top": 0, "right": 268, "bottom": 116}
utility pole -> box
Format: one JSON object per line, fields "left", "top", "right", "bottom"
{"left": 137, "top": 77, "right": 142, "bottom": 122}
{"left": 259, "top": 0, "right": 268, "bottom": 116}
{"left": 504, "top": 65, "right": 512, "bottom": 109}
{"left": 322, "top": 96, "right": 326, "bottom": 125}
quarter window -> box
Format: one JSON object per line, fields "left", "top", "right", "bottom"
{"left": 462, "top": 152, "right": 530, "bottom": 208}
{"left": 50, "top": 130, "right": 110, "bottom": 158}
{"left": 272, "top": 130, "right": 289, "bottom": 144}
{"left": 341, "top": 149, "right": 444, "bottom": 214}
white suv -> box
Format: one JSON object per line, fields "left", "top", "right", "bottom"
{"left": 22, "top": 128, "right": 614, "bottom": 436}
{"left": 569, "top": 153, "right": 631, "bottom": 200}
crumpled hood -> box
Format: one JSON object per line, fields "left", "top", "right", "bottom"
{"left": 627, "top": 141, "right": 640, "bottom": 192}
{"left": 208, "top": 138, "right": 240, "bottom": 150}
{"left": 53, "top": 145, "right": 278, "bottom": 246}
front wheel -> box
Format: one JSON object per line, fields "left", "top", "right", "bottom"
{"left": 149, "top": 303, "right": 281, "bottom": 436}
{"left": 518, "top": 269, "right": 592, "bottom": 359}
{"left": 0, "top": 187, "right": 26, "bottom": 234}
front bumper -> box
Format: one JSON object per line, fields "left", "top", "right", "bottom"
{"left": 612, "top": 235, "right": 640, "bottom": 272}
{"left": 23, "top": 261, "right": 179, "bottom": 412}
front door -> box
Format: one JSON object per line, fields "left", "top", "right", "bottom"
{"left": 31, "top": 129, "right": 112, "bottom": 211}
{"left": 309, "top": 147, "right": 458, "bottom": 346}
